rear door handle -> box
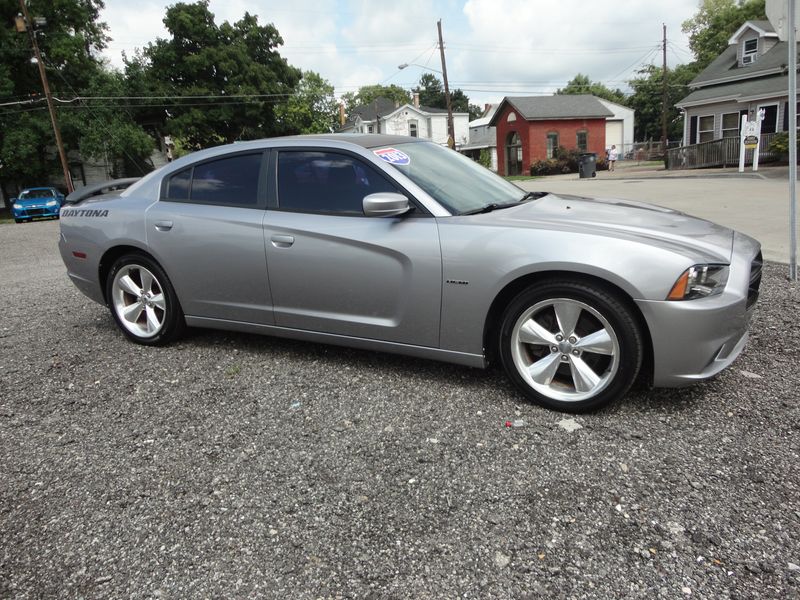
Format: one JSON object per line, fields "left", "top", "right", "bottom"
{"left": 154, "top": 220, "right": 173, "bottom": 231}
{"left": 271, "top": 234, "right": 295, "bottom": 248}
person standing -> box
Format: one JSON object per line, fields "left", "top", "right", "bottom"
{"left": 608, "top": 145, "right": 618, "bottom": 172}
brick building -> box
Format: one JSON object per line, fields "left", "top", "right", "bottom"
{"left": 489, "top": 95, "right": 613, "bottom": 175}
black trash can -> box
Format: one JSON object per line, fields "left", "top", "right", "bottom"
{"left": 578, "top": 152, "right": 597, "bottom": 178}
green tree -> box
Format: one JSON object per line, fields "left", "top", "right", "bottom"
{"left": 128, "top": 1, "right": 301, "bottom": 149}
{"left": 341, "top": 84, "right": 411, "bottom": 113}
{"left": 276, "top": 70, "right": 338, "bottom": 134}
{"left": 683, "top": 0, "right": 767, "bottom": 69}
{"left": 0, "top": 0, "right": 152, "bottom": 187}
{"left": 62, "top": 70, "right": 155, "bottom": 176}
{"left": 556, "top": 74, "right": 627, "bottom": 105}
{"left": 627, "top": 63, "right": 697, "bottom": 141}
{"left": 413, "top": 73, "right": 482, "bottom": 120}
{"left": 416, "top": 73, "right": 443, "bottom": 107}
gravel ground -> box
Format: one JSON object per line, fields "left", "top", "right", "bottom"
{"left": 1, "top": 219, "right": 799, "bottom": 599}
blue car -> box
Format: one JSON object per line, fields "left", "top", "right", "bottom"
{"left": 11, "top": 187, "right": 65, "bottom": 223}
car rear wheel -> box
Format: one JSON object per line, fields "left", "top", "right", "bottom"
{"left": 106, "top": 254, "right": 185, "bottom": 345}
{"left": 499, "top": 280, "right": 643, "bottom": 412}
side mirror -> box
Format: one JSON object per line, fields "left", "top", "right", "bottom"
{"left": 362, "top": 192, "right": 411, "bottom": 218}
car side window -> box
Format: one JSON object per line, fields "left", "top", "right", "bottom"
{"left": 192, "top": 154, "right": 262, "bottom": 206}
{"left": 277, "top": 151, "right": 399, "bottom": 215}
{"left": 163, "top": 153, "right": 262, "bottom": 207}
{"left": 166, "top": 168, "right": 191, "bottom": 201}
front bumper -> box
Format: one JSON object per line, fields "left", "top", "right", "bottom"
{"left": 636, "top": 234, "right": 761, "bottom": 387}
{"left": 12, "top": 204, "right": 61, "bottom": 219}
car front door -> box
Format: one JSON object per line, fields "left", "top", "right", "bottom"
{"left": 145, "top": 151, "right": 274, "bottom": 325}
{"left": 263, "top": 149, "right": 441, "bottom": 347}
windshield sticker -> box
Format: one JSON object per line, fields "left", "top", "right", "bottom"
{"left": 373, "top": 148, "right": 410, "bottom": 165}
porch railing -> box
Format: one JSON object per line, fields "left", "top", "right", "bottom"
{"left": 666, "top": 133, "right": 779, "bottom": 170}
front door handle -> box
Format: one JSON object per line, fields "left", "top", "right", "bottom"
{"left": 154, "top": 220, "right": 173, "bottom": 231}
{"left": 271, "top": 234, "right": 295, "bottom": 248}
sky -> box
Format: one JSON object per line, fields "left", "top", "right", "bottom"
{"left": 98, "top": 0, "right": 701, "bottom": 108}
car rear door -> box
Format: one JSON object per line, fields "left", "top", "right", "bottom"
{"left": 262, "top": 148, "right": 442, "bottom": 347}
{"left": 145, "top": 150, "right": 274, "bottom": 325}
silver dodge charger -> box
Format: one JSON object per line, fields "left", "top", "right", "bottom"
{"left": 58, "top": 134, "right": 762, "bottom": 412}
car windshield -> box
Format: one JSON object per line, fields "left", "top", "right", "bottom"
{"left": 19, "top": 189, "right": 54, "bottom": 199}
{"left": 377, "top": 142, "right": 527, "bottom": 214}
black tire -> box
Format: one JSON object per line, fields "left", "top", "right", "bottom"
{"left": 105, "top": 253, "right": 185, "bottom": 346}
{"left": 499, "top": 280, "right": 643, "bottom": 413}
{"left": 14, "top": 218, "right": 22, "bottom": 224}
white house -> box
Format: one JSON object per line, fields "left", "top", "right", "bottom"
{"left": 675, "top": 0, "right": 795, "bottom": 147}
{"left": 339, "top": 95, "right": 470, "bottom": 147}
{"left": 597, "top": 98, "right": 635, "bottom": 152}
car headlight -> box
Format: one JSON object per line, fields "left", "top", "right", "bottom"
{"left": 13, "top": 202, "right": 22, "bottom": 209}
{"left": 46, "top": 200, "right": 58, "bottom": 207}
{"left": 667, "top": 264, "right": 729, "bottom": 300}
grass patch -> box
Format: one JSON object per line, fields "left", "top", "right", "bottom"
{"left": 504, "top": 175, "right": 540, "bottom": 181}
{"left": 0, "top": 217, "right": 13, "bottom": 224}
{"left": 225, "top": 364, "right": 242, "bottom": 377}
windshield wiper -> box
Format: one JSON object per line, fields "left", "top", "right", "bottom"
{"left": 460, "top": 202, "right": 518, "bottom": 215}
{"left": 460, "top": 191, "right": 549, "bottom": 216}
{"left": 520, "top": 191, "right": 548, "bottom": 202}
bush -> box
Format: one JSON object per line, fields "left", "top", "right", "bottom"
{"left": 529, "top": 146, "right": 608, "bottom": 176}
{"left": 768, "top": 132, "right": 797, "bottom": 155}
{"left": 478, "top": 148, "right": 492, "bottom": 169}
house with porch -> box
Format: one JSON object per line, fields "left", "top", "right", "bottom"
{"left": 488, "top": 95, "right": 613, "bottom": 176}
{"left": 673, "top": 0, "right": 797, "bottom": 168}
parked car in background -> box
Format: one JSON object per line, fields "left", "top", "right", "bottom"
{"left": 57, "top": 134, "right": 762, "bottom": 413}
{"left": 11, "top": 187, "right": 65, "bottom": 223}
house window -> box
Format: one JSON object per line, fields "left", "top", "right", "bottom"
{"left": 697, "top": 115, "right": 715, "bottom": 143}
{"left": 576, "top": 131, "right": 588, "bottom": 152}
{"left": 546, "top": 133, "right": 559, "bottom": 159}
{"left": 409, "top": 121, "right": 418, "bottom": 137}
{"left": 742, "top": 38, "right": 758, "bottom": 65}
{"left": 368, "top": 125, "right": 374, "bottom": 133}
{"left": 721, "top": 112, "right": 740, "bottom": 138}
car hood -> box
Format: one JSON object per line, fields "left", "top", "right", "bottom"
{"left": 482, "top": 193, "right": 734, "bottom": 262}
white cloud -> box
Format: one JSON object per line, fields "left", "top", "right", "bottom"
{"left": 98, "top": 0, "right": 702, "bottom": 105}
{"left": 457, "top": 0, "right": 698, "bottom": 104}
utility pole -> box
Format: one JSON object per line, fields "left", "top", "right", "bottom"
{"left": 789, "top": 0, "right": 797, "bottom": 281}
{"left": 17, "top": 0, "right": 73, "bottom": 193}
{"left": 437, "top": 19, "right": 455, "bottom": 149}
{"left": 661, "top": 23, "right": 668, "bottom": 155}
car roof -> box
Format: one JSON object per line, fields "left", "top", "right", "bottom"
{"left": 163, "top": 134, "right": 429, "bottom": 173}
{"left": 22, "top": 187, "right": 56, "bottom": 191}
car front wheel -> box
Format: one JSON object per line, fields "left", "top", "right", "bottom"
{"left": 106, "top": 254, "right": 185, "bottom": 345}
{"left": 499, "top": 280, "right": 643, "bottom": 412}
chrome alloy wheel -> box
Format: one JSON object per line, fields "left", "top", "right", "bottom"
{"left": 111, "top": 264, "right": 167, "bottom": 338}
{"left": 510, "top": 298, "right": 620, "bottom": 402}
